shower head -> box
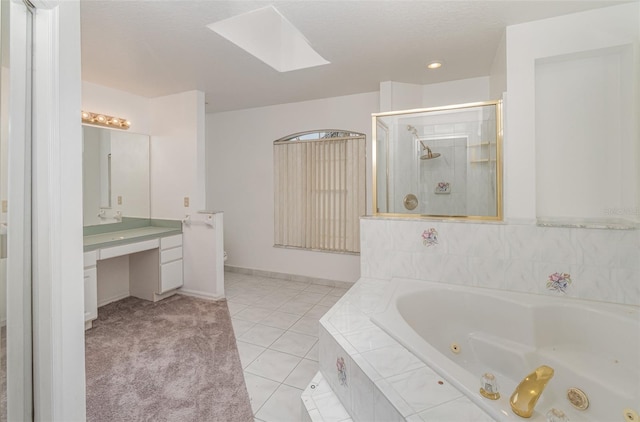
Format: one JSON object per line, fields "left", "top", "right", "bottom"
{"left": 419, "top": 141, "right": 441, "bottom": 160}
{"left": 406, "top": 125, "right": 419, "bottom": 137}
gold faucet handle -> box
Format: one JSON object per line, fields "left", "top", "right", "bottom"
{"left": 510, "top": 365, "right": 555, "bottom": 418}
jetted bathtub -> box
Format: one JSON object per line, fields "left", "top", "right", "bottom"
{"left": 371, "top": 278, "right": 639, "bottom": 421}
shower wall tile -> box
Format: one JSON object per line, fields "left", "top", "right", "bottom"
{"left": 471, "top": 224, "right": 504, "bottom": 258}
{"left": 504, "top": 260, "right": 537, "bottom": 293}
{"left": 446, "top": 223, "right": 477, "bottom": 256}
{"left": 318, "top": 325, "right": 352, "bottom": 413}
{"left": 570, "top": 265, "right": 616, "bottom": 303}
{"left": 469, "top": 256, "right": 506, "bottom": 289}
{"left": 373, "top": 386, "right": 405, "bottom": 422}
{"left": 349, "top": 356, "right": 375, "bottom": 422}
{"left": 412, "top": 252, "right": 445, "bottom": 282}
{"left": 615, "top": 269, "right": 640, "bottom": 306}
{"left": 374, "top": 379, "right": 414, "bottom": 417}
{"left": 441, "top": 254, "right": 473, "bottom": 285}
{"left": 360, "top": 217, "right": 638, "bottom": 306}
{"left": 618, "top": 230, "right": 640, "bottom": 270}
{"left": 504, "top": 224, "right": 541, "bottom": 260}
{"left": 574, "top": 228, "right": 622, "bottom": 267}
{"left": 537, "top": 226, "right": 579, "bottom": 264}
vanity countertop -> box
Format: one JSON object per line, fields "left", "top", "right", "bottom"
{"left": 83, "top": 219, "right": 182, "bottom": 252}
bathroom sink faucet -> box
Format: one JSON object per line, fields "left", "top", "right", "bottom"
{"left": 509, "top": 365, "right": 554, "bottom": 418}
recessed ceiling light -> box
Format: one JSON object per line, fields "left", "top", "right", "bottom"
{"left": 207, "top": 6, "right": 330, "bottom": 73}
{"left": 427, "top": 61, "right": 443, "bottom": 69}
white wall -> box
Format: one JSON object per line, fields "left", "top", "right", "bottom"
{"left": 149, "top": 90, "right": 206, "bottom": 219}
{"left": 379, "top": 77, "right": 491, "bottom": 112}
{"left": 379, "top": 81, "right": 423, "bottom": 112}
{"left": 111, "top": 131, "right": 150, "bottom": 219}
{"left": 489, "top": 32, "right": 507, "bottom": 100}
{"left": 422, "top": 76, "right": 491, "bottom": 107}
{"left": 505, "top": 2, "right": 640, "bottom": 222}
{"left": 206, "top": 92, "right": 379, "bottom": 283}
{"left": 536, "top": 46, "right": 636, "bottom": 221}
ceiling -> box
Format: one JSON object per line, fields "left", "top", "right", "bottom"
{"left": 80, "top": 0, "right": 631, "bottom": 113}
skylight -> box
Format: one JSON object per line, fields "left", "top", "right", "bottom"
{"left": 207, "top": 6, "right": 330, "bottom": 73}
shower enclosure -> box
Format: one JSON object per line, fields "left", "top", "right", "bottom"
{"left": 373, "top": 101, "right": 502, "bottom": 219}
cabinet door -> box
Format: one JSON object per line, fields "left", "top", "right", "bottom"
{"left": 159, "top": 259, "right": 183, "bottom": 294}
{"left": 84, "top": 267, "right": 98, "bottom": 322}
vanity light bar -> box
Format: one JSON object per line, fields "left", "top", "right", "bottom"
{"left": 81, "top": 111, "right": 131, "bottom": 130}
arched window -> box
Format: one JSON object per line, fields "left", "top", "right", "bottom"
{"left": 273, "top": 130, "right": 366, "bottom": 253}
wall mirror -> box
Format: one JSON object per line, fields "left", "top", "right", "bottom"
{"left": 82, "top": 125, "right": 150, "bottom": 226}
{"left": 373, "top": 101, "right": 502, "bottom": 220}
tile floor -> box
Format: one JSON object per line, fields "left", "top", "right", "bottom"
{"left": 225, "top": 271, "right": 350, "bottom": 422}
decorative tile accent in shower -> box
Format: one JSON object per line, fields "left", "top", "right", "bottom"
{"left": 545, "top": 272, "right": 572, "bottom": 293}
{"left": 434, "top": 182, "right": 451, "bottom": 194}
{"left": 422, "top": 228, "right": 438, "bottom": 247}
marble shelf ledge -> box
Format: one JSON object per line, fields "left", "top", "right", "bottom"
{"left": 361, "top": 215, "right": 506, "bottom": 225}
{"left": 536, "top": 217, "right": 639, "bottom": 230}
{"left": 302, "top": 277, "right": 494, "bottom": 422}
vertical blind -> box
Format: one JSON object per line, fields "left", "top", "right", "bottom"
{"left": 274, "top": 134, "right": 366, "bottom": 253}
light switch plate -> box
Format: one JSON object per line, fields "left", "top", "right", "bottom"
{"left": 184, "top": 197, "right": 189, "bottom": 207}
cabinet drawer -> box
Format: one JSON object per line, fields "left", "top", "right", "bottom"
{"left": 161, "top": 234, "right": 182, "bottom": 250}
{"left": 84, "top": 267, "right": 98, "bottom": 322}
{"left": 99, "top": 239, "right": 159, "bottom": 260}
{"left": 83, "top": 251, "right": 97, "bottom": 268}
{"left": 159, "top": 259, "right": 183, "bottom": 294}
{"left": 161, "top": 246, "right": 182, "bottom": 264}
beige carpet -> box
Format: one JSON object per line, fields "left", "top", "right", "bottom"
{"left": 1, "top": 326, "right": 5, "bottom": 422}
{"left": 85, "top": 295, "right": 253, "bottom": 422}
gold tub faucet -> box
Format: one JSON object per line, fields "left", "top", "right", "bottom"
{"left": 509, "top": 365, "right": 555, "bottom": 418}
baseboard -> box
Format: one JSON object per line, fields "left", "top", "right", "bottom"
{"left": 224, "top": 265, "right": 354, "bottom": 289}
{"left": 178, "top": 288, "right": 225, "bottom": 302}
{"left": 98, "top": 292, "right": 130, "bottom": 308}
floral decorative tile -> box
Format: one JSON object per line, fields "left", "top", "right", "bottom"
{"left": 435, "top": 182, "right": 451, "bottom": 194}
{"left": 422, "top": 228, "right": 439, "bottom": 247}
{"left": 336, "top": 357, "right": 347, "bottom": 386}
{"left": 546, "top": 272, "right": 572, "bottom": 293}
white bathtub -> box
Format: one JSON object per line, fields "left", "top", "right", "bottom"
{"left": 371, "top": 278, "right": 640, "bottom": 421}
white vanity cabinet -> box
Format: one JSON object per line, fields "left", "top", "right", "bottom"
{"left": 159, "top": 234, "right": 184, "bottom": 293}
{"left": 83, "top": 250, "right": 98, "bottom": 329}
{"left": 84, "top": 232, "right": 184, "bottom": 330}
{"left": 122, "top": 234, "right": 184, "bottom": 303}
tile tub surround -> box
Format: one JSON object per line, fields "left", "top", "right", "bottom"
{"left": 360, "top": 217, "right": 640, "bottom": 306}
{"left": 304, "top": 277, "right": 494, "bottom": 421}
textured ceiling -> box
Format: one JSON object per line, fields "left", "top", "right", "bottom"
{"left": 80, "top": 0, "right": 631, "bottom": 112}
